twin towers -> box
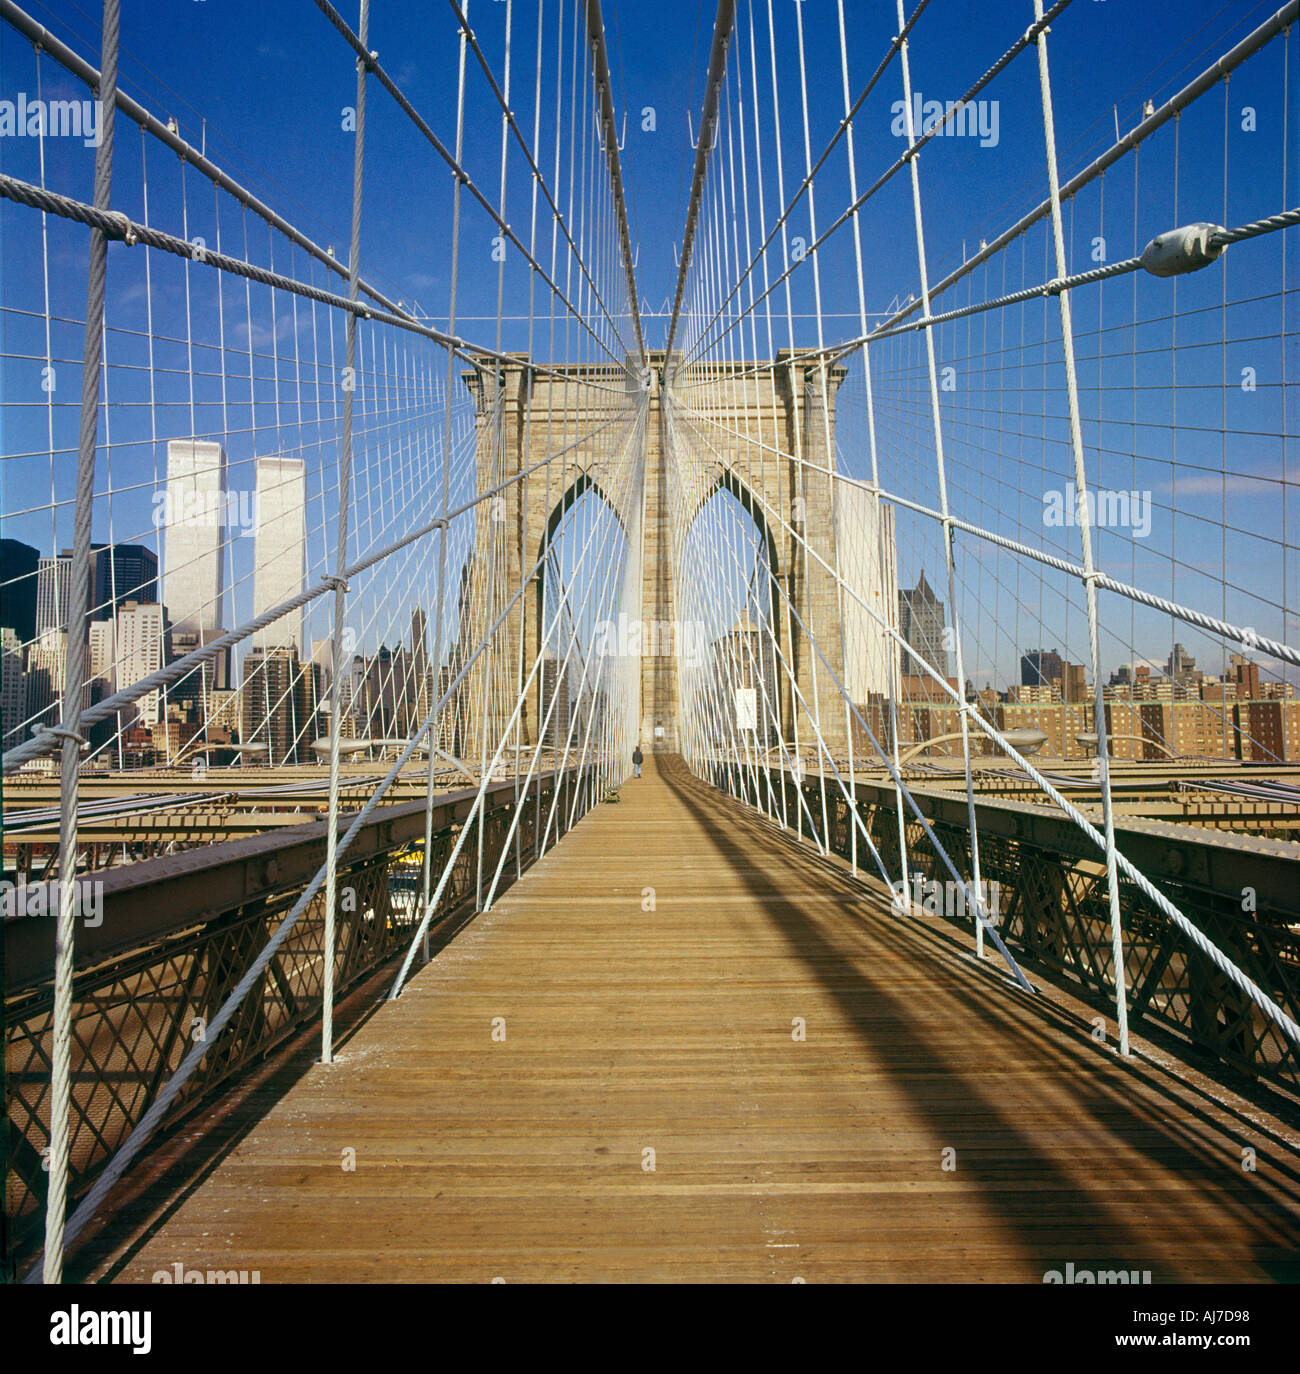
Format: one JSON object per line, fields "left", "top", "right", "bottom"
{"left": 456, "top": 349, "right": 899, "bottom": 760}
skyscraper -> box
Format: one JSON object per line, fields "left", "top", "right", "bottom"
{"left": 409, "top": 608, "right": 432, "bottom": 729}
{"left": 1165, "top": 642, "right": 1199, "bottom": 687}
{"left": 898, "top": 571, "right": 950, "bottom": 679}
{"left": 253, "top": 456, "right": 307, "bottom": 652}
{"left": 87, "top": 619, "right": 121, "bottom": 752}
{"left": 436, "top": 660, "right": 465, "bottom": 756}
{"left": 24, "top": 630, "right": 71, "bottom": 732}
{"left": 540, "top": 653, "right": 571, "bottom": 751}
{"left": 114, "top": 601, "right": 169, "bottom": 728}
{"left": 0, "top": 538, "right": 39, "bottom": 641}
{"left": 836, "top": 483, "right": 898, "bottom": 700}
{"left": 242, "top": 644, "right": 311, "bottom": 764}
{"left": 1, "top": 626, "right": 25, "bottom": 749}
{"left": 1021, "top": 648, "right": 1064, "bottom": 689}
{"left": 88, "top": 620, "right": 117, "bottom": 695}
{"left": 33, "top": 542, "right": 161, "bottom": 639}
{"left": 92, "top": 543, "right": 159, "bottom": 621}
{"left": 35, "top": 553, "right": 77, "bottom": 638}
{"left": 164, "top": 439, "right": 227, "bottom": 637}
{"left": 168, "top": 628, "right": 231, "bottom": 714}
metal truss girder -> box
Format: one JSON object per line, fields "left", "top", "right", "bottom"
{"left": 4, "top": 772, "right": 577, "bottom": 994}
{"left": 840, "top": 777, "right": 1300, "bottom": 921}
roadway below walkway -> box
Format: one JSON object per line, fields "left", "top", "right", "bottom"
{"left": 105, "top": 755, "right": 1300, "bottom": 1282}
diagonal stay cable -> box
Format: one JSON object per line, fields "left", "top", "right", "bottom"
{"left": 448, "top": 0, "right": 641, "bottom": 361}
{"left": 311, "top": 0, "right": 621, "bottom": 365}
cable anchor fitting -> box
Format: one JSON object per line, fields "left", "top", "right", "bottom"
{"left": 1139, "top": 222, "right": 1227, "bottom": 277}
{"left": 104, "top": 211, "right": 137, "bottom": 246}
{"left": 33, "top": 723, "right": 88, "bottom": 750}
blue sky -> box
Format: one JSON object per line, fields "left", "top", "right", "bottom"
{"left": 1, "top": 0, "right": 1296, "bottom": 690}
{"left": 5, "top": 0, "right": 1290, "bottom": 339}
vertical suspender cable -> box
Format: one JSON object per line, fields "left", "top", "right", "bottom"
{"left": 420, "top": 0, "right": 470, "bottom": 960}
{"left": 894, "top": 0, "right": 991, "bottom": 956}
{"left": 585, "top": 0, "right": 646, "bottom": 372}
{"left": 1031, "top": 0, "right": 1129, "bottom": 1054}
{"left": 836, "top": 0, "right": 910, "bottom": 895}
{"left": 665, "top": 0, "right": 737, "bottom": 362}
{"left": 322, "top": 0, "right": 370, "bottom": 1065}
{"left": 41, "top": 0, "right": 120, "bottom": 1286}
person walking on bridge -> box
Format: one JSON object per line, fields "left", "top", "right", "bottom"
{"left": 632, "top": 745, "right": 643, "bottom": 779}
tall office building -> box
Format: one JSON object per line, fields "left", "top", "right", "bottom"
{"left": 898, "top": 571, "right": 951, "bottom": 680}
{"left": 92, "top": 543, "right": 158, "bottom": 620}
{"left": 540, "top": 653, "right": 572, "bottom": 751}
{"left": 311, "top": 637, "right": 334, "bottom": 687}
{"left": 1165, "top": 642, "right": 1199, "bottom": 687}
{"left": 34, "top": 542, "right": 161, "bottom": 638}
{"left": 242, "top": 645, "right": 311, "bottom": 765}
{"left": 0, "top": 538, "right": 39, "bottom": 641}
{"left": 115, "top": 601, "right": 169, "bottom": 728}
{"left": 85, "top": 620, "right": 120, "bottom": 752}
{"left": 35, "top": 553, "right": 77, "bottom": 638}
{"left": 836, "top": 483, "right": 898, "bottom": 700}
{"left": 169, "top": 628, "right": 232, "bottom": 712}
{"left": 253, "top": 456, "right": 307, "bottom": 652}
{"left": 24, "top": 629, "right": 71, "bottom": 731}
{"left": 353, "top": 646, "right": 398, "bottom": 738}
{"left": 1021, "top": 648, "right": 1064, "bottom": 689}
{"left": 164, "top": 440, "right": 227, "bottom": 637}
{"left": 436, "top": 660, "right": 465, "bottom": 756}
{"left": 409, "top": 608, "right": 433, "bottom": 729}
{"left": 1, "top": 626, "right": 25, "bottom": 749}
{"left": 339, "top": 655, "right": 364, "bottom": 740}
{"left": 88, "top": 620, "right": 116, "bottom": 692}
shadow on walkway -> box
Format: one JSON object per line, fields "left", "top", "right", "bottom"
{"left": 659, "top": 755, "right": 1300, "bottom": 1280}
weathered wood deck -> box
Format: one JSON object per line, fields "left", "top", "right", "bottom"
{"left": 109, "top": 756, "right": 1300, "bottom": 1282}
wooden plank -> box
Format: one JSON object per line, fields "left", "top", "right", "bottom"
{"left": 108, "top": 756, "right": 1300, "bottom": 1283}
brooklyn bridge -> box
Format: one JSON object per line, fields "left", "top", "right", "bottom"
{"left": 1, "top": 0, "right": 1298, "bottom": 1286}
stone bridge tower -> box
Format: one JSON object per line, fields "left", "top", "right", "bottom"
{"left": 455, "top": 348, "right": 894, "bottom": 764}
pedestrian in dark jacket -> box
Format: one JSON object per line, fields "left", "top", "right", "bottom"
{"left": 632, "top": 745, "right": 643, "bottom": 778}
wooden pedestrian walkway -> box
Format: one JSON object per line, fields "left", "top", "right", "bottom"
{"left": 107, "top": 756, "right": 1299, "bottom": 1283}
